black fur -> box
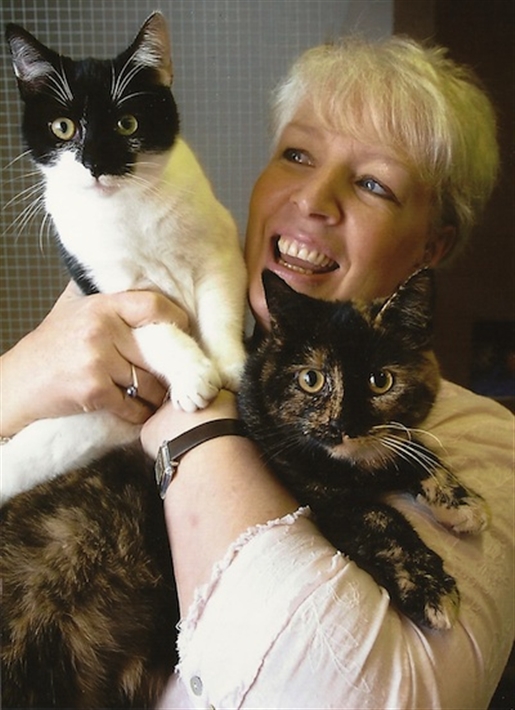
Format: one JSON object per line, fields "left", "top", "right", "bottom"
{"left": 238, "top": 269, "right": 487, "bottom": 629}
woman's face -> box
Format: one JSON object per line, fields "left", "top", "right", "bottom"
{"left": 245, "top": 101, "right": 451, "bottom": 330}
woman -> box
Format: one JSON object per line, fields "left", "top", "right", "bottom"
{"left": 2, "top": 36, "right": 514, "bottom": 708}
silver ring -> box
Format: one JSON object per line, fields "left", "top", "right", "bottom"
{"left": 126, "top": 364, "right": 139, "bottom": 399}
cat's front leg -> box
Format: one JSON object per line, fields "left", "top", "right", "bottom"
{"left": 318, "top": 502, "right": 460, "bottom": 630}
{"left": 133, "top": 322, "right": 222, "bottom": 412}
{"left": 414, "top": 464, "right": 490, "bottom": 534}
{"left": 1, "top": 412, "right": 140, "bottom": 502}
{"left": 194, "top": 266, "right": 248, "bottom": 393}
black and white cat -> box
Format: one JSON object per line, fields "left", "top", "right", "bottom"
{"left": 238, "top": 269, "right": 489, "bottom": 630}
{"left": 2, "top": 12, "right": 247, "bottom": 500}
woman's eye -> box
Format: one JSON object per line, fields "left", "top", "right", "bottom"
{"left": 297, "top": 368, "right": 326, "bottom": 394}
{"left": 368, "top": 369, "right": 394, "bottom": 395}
{"left": 50, "top": 117, "right": 76, "bottom": 141}
{"left": 359, "top": 177, "right": 396, "bottom": 201}
{"left": 282, "top": 147, "right": 312, "bottom": 166}
{"left": 116, "top": 115, "right": 138, "bottom": 136}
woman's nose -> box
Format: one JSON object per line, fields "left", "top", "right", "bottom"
{"left": 290, "top": 168, "right": 342, "bottom": 223}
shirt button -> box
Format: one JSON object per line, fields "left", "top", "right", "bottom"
{"left": 190, "top": 675, "right": 203, "bottom": 696}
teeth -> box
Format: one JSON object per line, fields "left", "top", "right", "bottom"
{"left": 277, "top": 236, "right": 334, "bottom": 269}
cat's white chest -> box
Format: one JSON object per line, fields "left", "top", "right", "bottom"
{"left": 42, "top": 144, "right": 210, "bottom": 300}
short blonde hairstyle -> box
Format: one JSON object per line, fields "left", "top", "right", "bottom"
{"left": 271, "top": 36, "right": 499, "bottom": 260}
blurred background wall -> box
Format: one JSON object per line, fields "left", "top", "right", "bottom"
{"left": 0, "top": 0, "right": 392, "bottom": 351}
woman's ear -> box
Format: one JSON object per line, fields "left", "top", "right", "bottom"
{"left": 425, "top": 225, "right": 457, "bottom": 266}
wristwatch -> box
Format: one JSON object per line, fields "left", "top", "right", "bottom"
{"left": 154, "top": 418, "right": 245, "bottom": 499}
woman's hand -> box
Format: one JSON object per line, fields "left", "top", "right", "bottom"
{"left": 1, "top": 282, "right": 189, "bottom": 437}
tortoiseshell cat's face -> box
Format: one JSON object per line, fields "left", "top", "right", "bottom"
{"left": 239, "top": 269, "right": 440, "bottom": 483}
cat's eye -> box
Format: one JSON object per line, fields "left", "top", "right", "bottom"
{"left": 297, "top": 368, "right": 325, "bottom": 394}
{"left": 116, "top": 115, "right": 138, "bottom": 136}
{"left": 368, "top": 370, "right": 394, "bottom": 395}
{"left": 50, "top": 117, "right": 76, "bottom": 141}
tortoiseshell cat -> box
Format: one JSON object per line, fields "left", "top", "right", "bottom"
{"left": 1, "top": 269, "right": 489, "bottom": 708}
{"left": 1, "top": 448, "right": 176, "bottom": 709}
{"left": 238, "top": 269, "right": 489, "bottom": 630}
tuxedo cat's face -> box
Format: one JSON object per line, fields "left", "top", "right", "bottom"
{"left": 240, "top": 269, "right": 440, "bottom": 469}
{"left": 6, "top": 13, "right": 179, "bottom": 188}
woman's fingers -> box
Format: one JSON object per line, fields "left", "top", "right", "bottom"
{"left": 1, "top": 286, "right": 188, "bottom": 435}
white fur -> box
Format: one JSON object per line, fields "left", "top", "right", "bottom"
{"left": 2, "top": 138, "right": 247, "bottom": 501}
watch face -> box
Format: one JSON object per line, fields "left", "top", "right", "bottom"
{"left": 155, "top": 443, "right": 173, "bottom": 499}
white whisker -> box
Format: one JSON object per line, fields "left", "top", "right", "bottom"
{"left": 58, "top": 59, "right": 74, "bottom": 102}
{"left": 380, "top": 435, "right": 439, "bottom": 478}
{"left": 372, "top": 421, "right": 446, "bottom": 453}
{"left": 3, "top": 181, "right": 45, "bottom": 211}
{"left": 113, "top": 58, "right": 144, "bottom": 104}
{"left": 46, "top": 63, "right": 73, "bottom": 107}
{"left": 117, "top": 91, "right": 150, "bottom": 105}
{"left": 38, "top": 211, "right": 55, "bottom": 252}
{"left": 2, "top": 150, "right": 33, "bottom": 171}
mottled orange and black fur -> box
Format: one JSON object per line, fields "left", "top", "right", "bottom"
{"left": 1, "top": 269, "right": 489, "bottom": 709}
{"left": 238, "top": 269, "right": 489, "bottom": 630}
{"left": 0, "top": 448, "right": 178, "bottom": 709}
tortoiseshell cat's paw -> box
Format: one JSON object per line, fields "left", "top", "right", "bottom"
{"left": 418, "top": 491, "right": 490, "bottom": 535}
{"left": 419, "top": 582, "right": 460, "bottom": 631}
{"left": 417, "top": 469, "right": 490, "bottom": 535}
{"left": 384, "top": 544, "right": 460, "bottom": 630}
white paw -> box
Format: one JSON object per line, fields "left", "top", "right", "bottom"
{"left": 446, "top": 496, "right": 490, "bottom": 535}
{"left": 218, "top": 356, "right": 246, "bottom": 393}
{"left": 418, "top": 493, "right": 490, "bottom": 535}
{"left": 170, "top": 358, "right": 222, "bottom": 412}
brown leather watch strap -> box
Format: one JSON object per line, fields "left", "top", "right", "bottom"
{"left": 155, "top": 419, "right": 245, "bottom": 498}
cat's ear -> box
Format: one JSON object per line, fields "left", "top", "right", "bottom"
{"left": 129, "top": 12, "right": 173, "bottom": 87}
{"left": 261, "top": 269, "right": 311, "bottom": 336}
{"left": 261, "top": 269, "right": 323, "bottom": 338}
{"left": 5, "top": 24, "right": 56, "bottom": 92}
{"left": 374, "top": 268, "right": 435, "bottom": 348}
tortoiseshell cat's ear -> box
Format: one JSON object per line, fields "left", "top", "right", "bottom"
{"left": 127, "top": 11, "right": 173, "bottom": 87}
{"left": 374, "top": 268, "right": 435, "bottom": 349}
{"left": 261, "top": 269, "right": 318, "bottom": 336}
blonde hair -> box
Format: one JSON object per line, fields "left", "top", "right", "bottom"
{"left": 271, "top": 36, "right": 499, "bottom": 260}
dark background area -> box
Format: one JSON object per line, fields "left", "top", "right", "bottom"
{"left": 396, "top": 0, "right": 515, "bottom": 411}
{"left": 395, "top": 2, "right": 514, "bottom": 707}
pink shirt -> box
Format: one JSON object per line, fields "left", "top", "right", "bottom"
{"left": 157, "top": 382, "right": 515, "bottom": 709}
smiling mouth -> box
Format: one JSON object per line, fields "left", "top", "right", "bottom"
{"left": 275, "top": 236, "right": 338, "bottom": 275}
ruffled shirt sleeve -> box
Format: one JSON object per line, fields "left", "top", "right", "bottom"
{"left": 157, "top": 382, "right": 515, "bottom": 710}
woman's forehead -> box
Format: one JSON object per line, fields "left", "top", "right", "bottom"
{"left": 285, "top": 99, "right": 414, "bottom": 167}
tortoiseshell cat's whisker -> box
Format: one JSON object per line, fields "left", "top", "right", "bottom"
{"left": 373, "top": 421, "right": 413, "bottom": 440}
{"left": 380, "top": 436, "right": 440, "bottom": 478}
{"left": 406, "top": 427, "right": 446, "bottom": 452}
